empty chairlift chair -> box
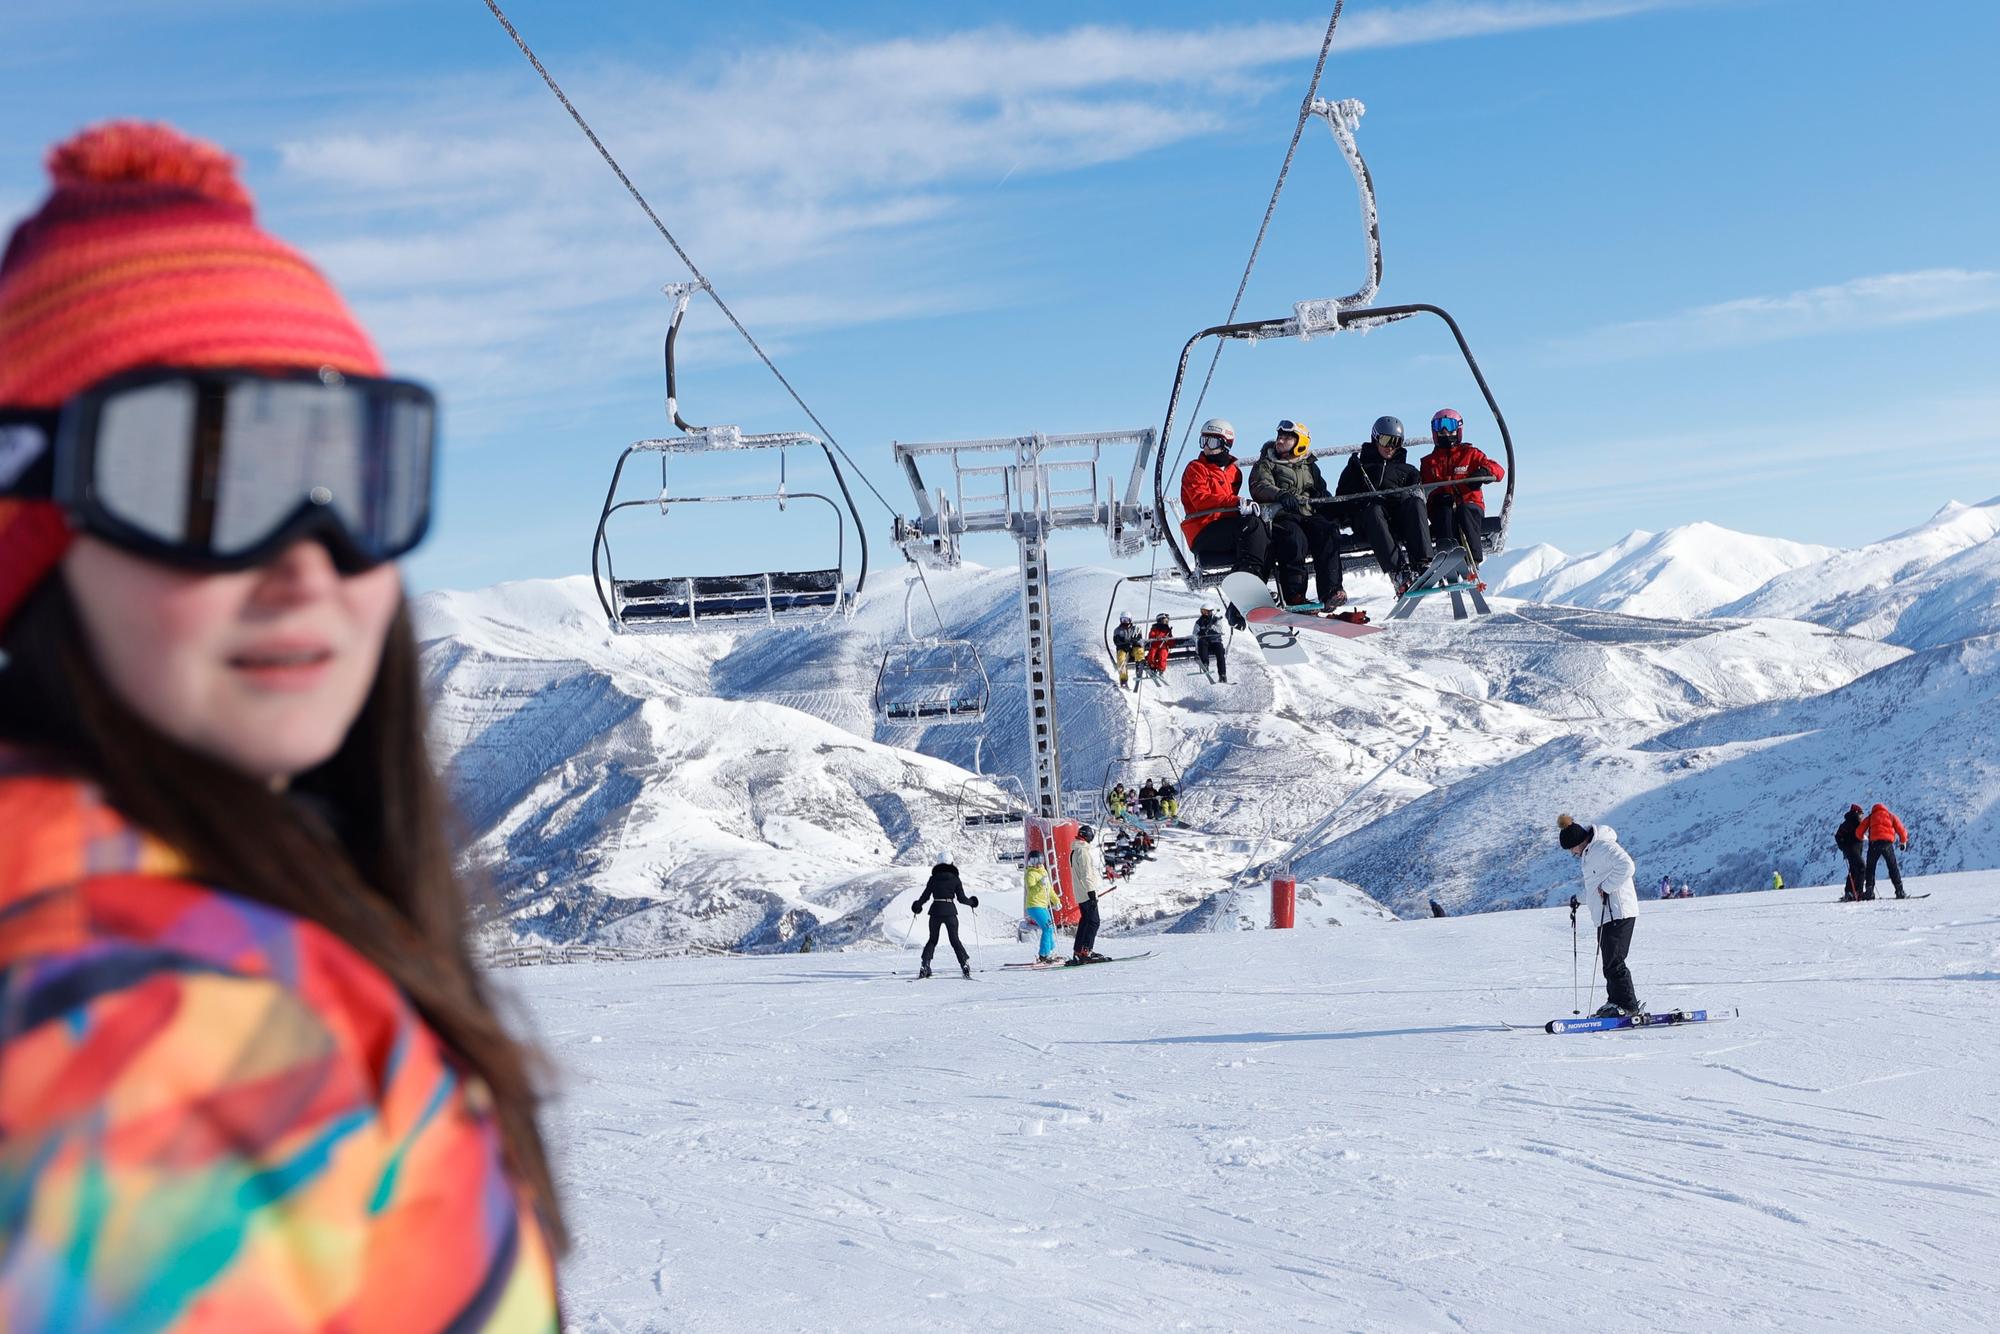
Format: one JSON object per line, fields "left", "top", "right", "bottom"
{"left": 876, "top": 638, "right": 991, "bottom": 725}
{"left": 591, "top": 283, "right": 868, "bottom": 633}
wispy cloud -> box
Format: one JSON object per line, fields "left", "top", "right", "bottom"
{"left": 248, "top": 1, "right": 1704, "bottom": 433}
{"left": 1558, "top": 269, "right": 2000, "bottom": 363}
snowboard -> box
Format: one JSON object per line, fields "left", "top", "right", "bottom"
{"left": 1834, "top": 893, "right": 1930, "bottom": 903}
{"left": 1543, "top": 1006, "right": 1736, "bottom": 1035}
{"left": 1219, "top": 572, "right": 1379, "bottom": 667}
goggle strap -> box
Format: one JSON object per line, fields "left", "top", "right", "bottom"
{"left": 0, "top": 409, "right": 59, "bottom": 499}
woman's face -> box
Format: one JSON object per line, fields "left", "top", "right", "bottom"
{"left": 61, "top": 537, "right": 402, "bottom": 785}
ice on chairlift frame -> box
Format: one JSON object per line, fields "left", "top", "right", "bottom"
{"left": 1150, "top": 98, "right": 1517, "bottom": 590}
{"left": 591, "top": 282, "right": 870, "bottom": 633}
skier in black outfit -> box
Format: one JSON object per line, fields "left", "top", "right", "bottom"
{"left": 1138, "top": 780, "right": 1162, "bottom": 822}
{"left": 1193, "top": 605, "right": 1228, "bottom": 682}
{"left": 1335, "top": 416, "right": 1434, "bottom": 595}
{"left": 911, "top": 862, "right": 979, "bottom": 978}
{"left": 1834, "top": 804, "right": 1868, "bottom": 901}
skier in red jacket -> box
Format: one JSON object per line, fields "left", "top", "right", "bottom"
{"left": 1862, "top": 802, "right": 1910, "bottom": 899}
{"left": 1419, "top": 408, "right": 1505, "bottom": 569}
{"left": 1179, "top": 418, "right": 1270, "bottom": 578}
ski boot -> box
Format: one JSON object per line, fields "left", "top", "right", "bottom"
{"left": 918, "top": 964, "right": 932, "bottom": 979}
{"left": 1036, "top": 954, "right": 1058, "bottom": 965}
{"left": 961, "top": 963, "right": 973, "bottom": 979}
{"left": 1894, "top": 889, "right": 1907, "bottom": 900}
{"left": 1591, "top": 1002, "right": 1623, "bottom": 1019}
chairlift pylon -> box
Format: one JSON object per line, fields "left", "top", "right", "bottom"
{"left": 1152, "top": 98, "right": 1516, "bottom": 592}
{"left": 875, "top": 577, "right": 992, "bottom": 726}
{"left": 591, "top": 282, "right": 869, "bottom": 633}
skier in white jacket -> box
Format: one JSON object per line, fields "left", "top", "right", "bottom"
{"left": 1559, "top": 815, "right": 1644, "bottom": 1017}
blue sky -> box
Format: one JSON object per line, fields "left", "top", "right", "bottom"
{"left": 4, "top": 0, "right": 1996, "bottom": 595}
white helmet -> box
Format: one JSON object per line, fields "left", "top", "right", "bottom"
{"left": 1198, "top": 418, "right": 1236, "bottom": 451}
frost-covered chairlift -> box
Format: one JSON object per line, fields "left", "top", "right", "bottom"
{"left": 591, "top": 283, "right": 869, "bottom": 634}
{"left": 875, "top": 578, "right": 991, "bottom": 725}
{"left": 1101, "top": 575, "right": 1228, "bottom": 680}
{"left": 1151, "top": 100, "right": 1517, "bottom": 603}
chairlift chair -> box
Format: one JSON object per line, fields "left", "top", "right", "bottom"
{"left": 591, "top": 283, "right": 869, "bottom": 633}
{"left": 873, "top": 576, "right": 992, "bottom": 725}
{"left": 1151, "top": 98, "right": 1516, "bottom": 593}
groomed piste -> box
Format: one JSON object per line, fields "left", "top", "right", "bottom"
{"left": 515, "top": 872, "right": 1999, "bottom": 1332}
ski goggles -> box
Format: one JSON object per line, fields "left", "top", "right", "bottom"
{"left": 0, "top": 365, "right": 436, "bottom": 573}
{"left": 1372, "top": 431, "right": 1403, "bottom": 449}
{"left": 1431, "top": 412, "right": 1463, "bottom": 435}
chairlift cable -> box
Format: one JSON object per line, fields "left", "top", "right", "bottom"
{"left": 1166, "top": 2, "right": 1347, "bottom": 487}
{"left": 479, "top": 0, "right": 901, "bottom": 521}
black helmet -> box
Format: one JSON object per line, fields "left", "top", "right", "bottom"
{"left": 1370, "top": 415, "right": 1404, "bottom": 448}
{"left": 1077, "top": 824, "right": 1095, "bottom": 841}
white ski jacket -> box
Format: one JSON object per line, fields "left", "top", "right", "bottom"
{"left": 1068, "top": 839, "right": 1103, "bottom": 902}
{"left": 1577, "top": 825, "right": 1639, "bottom": 927}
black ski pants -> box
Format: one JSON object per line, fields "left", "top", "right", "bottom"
{"left": 1075, "top": 896, "right": 1101, "bottom": 955}
{"left": 1429, "top": 498, "right": 1488, "bottom": 564}
{"left": 1191, "top": 514, "right": 1271, "bottom": 579}
{"left": 1598, "top": 917, "right": 1640, "bottom": 1011}
{"left": 921, "top": 912, "right": 969, "bottom": 966}
{"left": 1270, "top": 511, "right": 1344, "bottom": 605}
{"left": 1340, "top": 493, "right": 1433, "bottom": 575}
{"left": 1196, "top": 632, "right": 1227, "bottom": 681}
{"left": 1865, "top": 842, "right": 1905, "bottom": 896}
{"left": 1840, "top": 844, "right": 1868, "bottom": 898}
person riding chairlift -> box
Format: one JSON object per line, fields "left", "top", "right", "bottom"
{"left": 1178, "top": 418, "right": 1270, "bottom": 580}
{"left": 1249, "top": 419, "right": 1344, "bottom": 610}
{"left": 1193, "top": 604, "right": 1228, "bottom": 683}
{"left": 1111, "top": 612, "right": 1145, "bottom": 690}
{"left": 1145, "top": 613, "right": 1175, "bottom": 677}
{"left": 1420, "top": 408, "right": 1505, "bottom": 572}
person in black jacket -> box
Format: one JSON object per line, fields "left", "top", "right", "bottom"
{"left": 1193, "top": 606, "right": 1228, "bottom": 683}
{"left": 1336, "top": 416, "right": 1434, "bottom": 594}
{"left": 911, "top": 862, "right": 978, "bottom": 978}
{"left": 1834, "top": 804, "right": 1867, "bottom": 901}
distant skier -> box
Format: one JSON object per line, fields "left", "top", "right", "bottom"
{"left": 1138, "top": 779, "right": 1162, "bottom": 822}
{"left": 1022, "top": 852, "right": 1059, "bottom": 964}
{"left": 1558, "top": 815, "right": 1644, "bottom": 1018}
{"left": 1863, "top": 802, "right": 1910, "bottom": 899}
{"left": 1159, "top": 780, "right": 1181, "bottom": 822}
{"left": 1771, "top": 870, "right": 1784, "bottom": 892}
{"left": 912, "top": 862, "right": 979, "bottom": 978}
{"left": 1193, "top": 605, "right": 1229, "bottom": 683}
{"left": 1250, "top": 418, "right": 1345, "bottom": 610}
{"left": 1112, "top": 613, "right": 1145, "bottom": 691}
{"left": 1068, "top": 826, "right": 1109, "bottom": 963}
{"left": 1179, "top": 418, "right": 1271, "bottom": 578}
{"left": 1420, "top": 408, "right": 1505, "bottom": 570}
{"left": 1658, "top": 874, "right": 1671, "bottom": 899}
{"left": 1428, "top": 898, "right": 1447, "bottom": 918}
{"left": 1834, "top": 803, "right": 1867, "bottom": 901}
{"left": 1335, "top": 415, "right": 1434, "bottom": 594}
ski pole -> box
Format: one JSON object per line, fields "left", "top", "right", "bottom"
{"left": 1586, "top": 915, "right": 1602, "bottom": 1016}
{"left": 902, "top": 908, "right": 919, "bottom": 949}
{"left": 1568, "top": 895, "right": 1581, "bottom": 1015}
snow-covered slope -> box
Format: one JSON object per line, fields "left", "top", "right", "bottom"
{"left": 1306, "top": 631, "right": 2000, "bottom": 914}
{"left": 1489, "top": 521, "right": 1834, "bottom": 619}
{"left": 417, "top": 566, "right": 1904, "bottom": 945}
{"left": 519, "top": 874, "right": 2000, "bottom": 1332}
{"left": 1716, "top": 496, "right": 2000, "bottom": 648}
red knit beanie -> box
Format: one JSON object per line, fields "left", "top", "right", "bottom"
{"left": 0, "top": 120, "right": 385, "bottom": 630}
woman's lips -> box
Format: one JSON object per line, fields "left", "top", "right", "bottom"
{"left": 227, "top": 640, "right": 335, "bottom": 690}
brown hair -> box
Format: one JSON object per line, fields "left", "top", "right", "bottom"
{"left": 0, "top": 578, "right": 566, "bottom": 1249}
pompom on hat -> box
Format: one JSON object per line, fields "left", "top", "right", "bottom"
{"left": 1557, "top": 814, "right": 1592, "bottom": 851}
{"left": 0, "top": 120, "right": 384, "bottom": 631}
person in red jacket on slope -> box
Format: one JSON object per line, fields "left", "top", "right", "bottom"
{"left": 1179, "top": 418, "right": 1270, "bottom": 579}
{"left": 1419, "top": 408, "right": 1505, "bottom": 569}
{"left": 1862, "top": 802, "right": 1911, "bottom": 899}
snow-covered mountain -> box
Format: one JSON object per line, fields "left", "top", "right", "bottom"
{"left": 1714, "top": 496, "right": 2000, "bottom": 647}
{"left": 1480, "top": 521, "right": 1834, "bottom": 619}
{"left": 413, "top": 496, "right": 2000, "bottom": 948}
